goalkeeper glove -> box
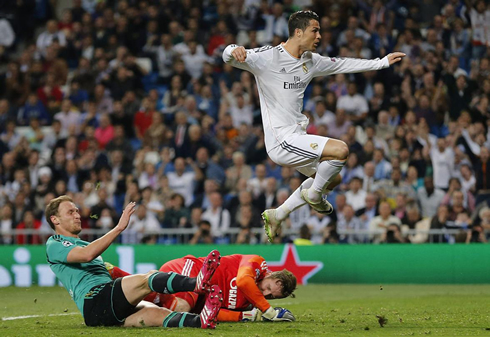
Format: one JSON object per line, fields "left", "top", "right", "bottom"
{"left": 261, "top": 307, "right": 296, "bottom": 322}
{"left": 241, "top": 308, "right": 262, "bottom": 322}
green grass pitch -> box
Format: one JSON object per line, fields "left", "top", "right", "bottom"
{"left": 1, "top": 284, "right": 490, "bottom": 336}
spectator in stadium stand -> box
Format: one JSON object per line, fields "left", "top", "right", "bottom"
{"left": 369, "top": 201, "right": 402, "bottom": 243}
{"left": 225, "top": 152, "right": 253, "bottom": 194}
{"left": 16, "top": 209, "right": 42, "bottom": 245}
{"left": 430, "top": 204, "right": 451, "bottom": 243}
{"left": 356, "top": 192, "right": 380, "bottom": 232}
{"left": 474, "top": 147, "right": 490, "bottom": 204}
{"left": 336, "top": 204, "right": 363, "bottom": 244}
{"left": 166, "top": 157, "right": 200, "bottom": 207}
{"left": 381, "top": 223, "right": 405, "bottom": 244}
{"left": 256, "top": 177, "right": 279, "bottom": 213}
{"left": 0, "top": 203, "right": 14, "bottom": 244}
{"left": 190, "top": 220, "right": 214, "bottom": 245}
{"left": 336, "top": 82, "right": 369, "bottom": 125}
{"left": 201, "top": 191, "right": 231, "bottom": 241}
{"left": 105, "top": 126, "right": 133, "bottom": 162}
{"left": 364, "top": 124, "right": 390, "bottom": 155}
{"left": 333, "top": 193, "right": 347, "bottom": 224}
{"left": 36, "top": 20, "right": 66, "bottom": 56}
{"left": 18, "top": 94, "right": 51, "bottom": 126}
{"left": 426, "top": 137, "right": 454, "bottom": 191}
{"left": 1, "top": 120, "right": 21, "bottom": 151}
{"left": 54, "top": 99, "right": 80, "bottom": 138}
{"left": 235, "top": 204, "right": 259, "bottom": 244}
{"left": 417, "top": 176, "right": 446, "bottom": 218}
{"left": 372, "top": 148, "right": 392, "bottom": 181}
{"left": 94, "top": 114, "right": 114, "bottom": 149}
{"left": 401, "top": 203, "right": 423, "bottom": 230}
{"left": 459, "top": 163, "right": 476, "bottom": 195}
{"left": 345, "top": 177, "right": 367, "bottom": 212}
{"left": 229, "top": 190, "right": 262, "bottom": 229}
{"left": 176, "top": 124, "right": 213, "bottom": 161}
{"left": 163, "top": 193, "right": 190, "bottom": 229}
{"left": 374, "top": 167, "right": 415, "bottom": 201}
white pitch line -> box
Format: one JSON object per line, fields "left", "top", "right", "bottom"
{"left": 2, "top": 312, "right": 79, "bottom": 321}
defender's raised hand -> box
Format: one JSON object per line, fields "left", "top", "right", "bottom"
{"left": 116, "top": 202, "right": 137, "bottom": 231}
{"left": 387, "top": 52, "right": 406, "bottom": 65}
{"left": 231, "top": 46, "right": 247, "bottom": 63}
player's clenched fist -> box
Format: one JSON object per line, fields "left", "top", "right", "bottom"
{"left": 231, "top": 46, "right": 247, "bottom": 63}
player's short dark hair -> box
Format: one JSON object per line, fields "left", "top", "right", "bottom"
{"left": 270, "top": 269, "right": 297, "bottom": 298}
{"left": 45, "top": 195, "right": 74, "bottom": 230}
{"left": 288, "top": 10, "right": 319, "bottom": 37}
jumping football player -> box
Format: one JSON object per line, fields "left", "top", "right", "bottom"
{"left": 222, "top": 10, "right": 405, "bottom": 241}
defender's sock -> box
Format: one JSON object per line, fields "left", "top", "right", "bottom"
{"left": 163, "top": 312, "right": 201, "bottom": 328}
{"left": 148, "top": 272, "right": 196, "bottom": 294}
{"left": 308, "top": 160, "right": 345, "bottom": 202}
{"left": 276, "top": 178, "right": 314, "bottom": 220}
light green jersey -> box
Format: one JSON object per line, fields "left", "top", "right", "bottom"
{"left": 46, "top": 235, "right": 112, "bottom": 315}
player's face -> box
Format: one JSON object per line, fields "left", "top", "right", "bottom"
{"left": 56, "top": 201, "right": 82, "bottom": 234}
{"left": 300, "top": 19, "right": 321, "bottom": 51}
{"left": 259, "top": 277, "right": 284, "bottom": 299}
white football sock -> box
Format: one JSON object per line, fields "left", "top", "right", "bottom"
{"left": 276, "top": 178, "right": 314, "bottom": 221}
{"left": 308, "top": 160, "right": 345, "bottom": 202}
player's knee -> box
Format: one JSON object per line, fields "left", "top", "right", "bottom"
{"left": 335, "top": 141, "right": 349, "bottom": 160}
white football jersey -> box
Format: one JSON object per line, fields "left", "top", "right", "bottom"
{"left": 222, "top": 44, "right": 389, "bottom": 151}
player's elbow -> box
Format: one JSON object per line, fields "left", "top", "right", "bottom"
{"left": 222, "top": 51, "right": 229, "bottom": 64}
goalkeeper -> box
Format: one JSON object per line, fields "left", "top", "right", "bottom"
{"left": 107, "top": 254, "right": 297, "bottom": 322}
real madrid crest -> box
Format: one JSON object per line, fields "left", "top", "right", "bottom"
{"left": 302, "top": 62, "right": 308, "bottom": 74}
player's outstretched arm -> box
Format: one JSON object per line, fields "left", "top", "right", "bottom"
{"left": 314, "top": 52, "right": 406, "bottom": 77}
{"left": 67, "top": 202, "right": 136, "bottom": 263}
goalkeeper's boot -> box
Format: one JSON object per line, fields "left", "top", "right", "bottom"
{"left": 200, "top": 285, "right": 222, "bottom": 329}
{"left": 262, "top": 209, "right": 282, "bottom": 243}
{"left": 300, "top": 189, "right": 333, "bottom": 215}
{"left": 195, "top": 250, "right": 221, "bottom": 294}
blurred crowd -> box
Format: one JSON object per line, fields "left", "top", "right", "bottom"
{"left": 0, "top": 0, "right": 490, "bottom": 245}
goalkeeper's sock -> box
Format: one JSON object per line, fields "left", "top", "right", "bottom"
{"left": 148, "top": 271, "right": 196, "bottom": 294}
{"left": 163, "top": 312, "right": 201, "bottom": 328}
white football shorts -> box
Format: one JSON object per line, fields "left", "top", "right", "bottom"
{"left": 267, "top": 125, "right": 330, "bottom": 177}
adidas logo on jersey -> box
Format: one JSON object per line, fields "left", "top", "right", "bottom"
{"left": 280, "top": 68, "right": 286, "bottom": 73}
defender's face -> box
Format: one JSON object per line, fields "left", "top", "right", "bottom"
{"left": 53, "top": 201, "right": 82, "bottom": 234}
{"left": 300, "top": 19, "right": 321, "bottom": 51}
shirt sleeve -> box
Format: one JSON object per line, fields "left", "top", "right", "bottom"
{"left": 222, "top": 44, "right": 269, "bottom": 74}
{"left": 235, "top": 255, "right": 271, "bottom": 312}
{"left": 312, "top": 53, "right": 389, "bottom": 77}
{"left": 46, "top": 238, "right": 77, "bottom": 264}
